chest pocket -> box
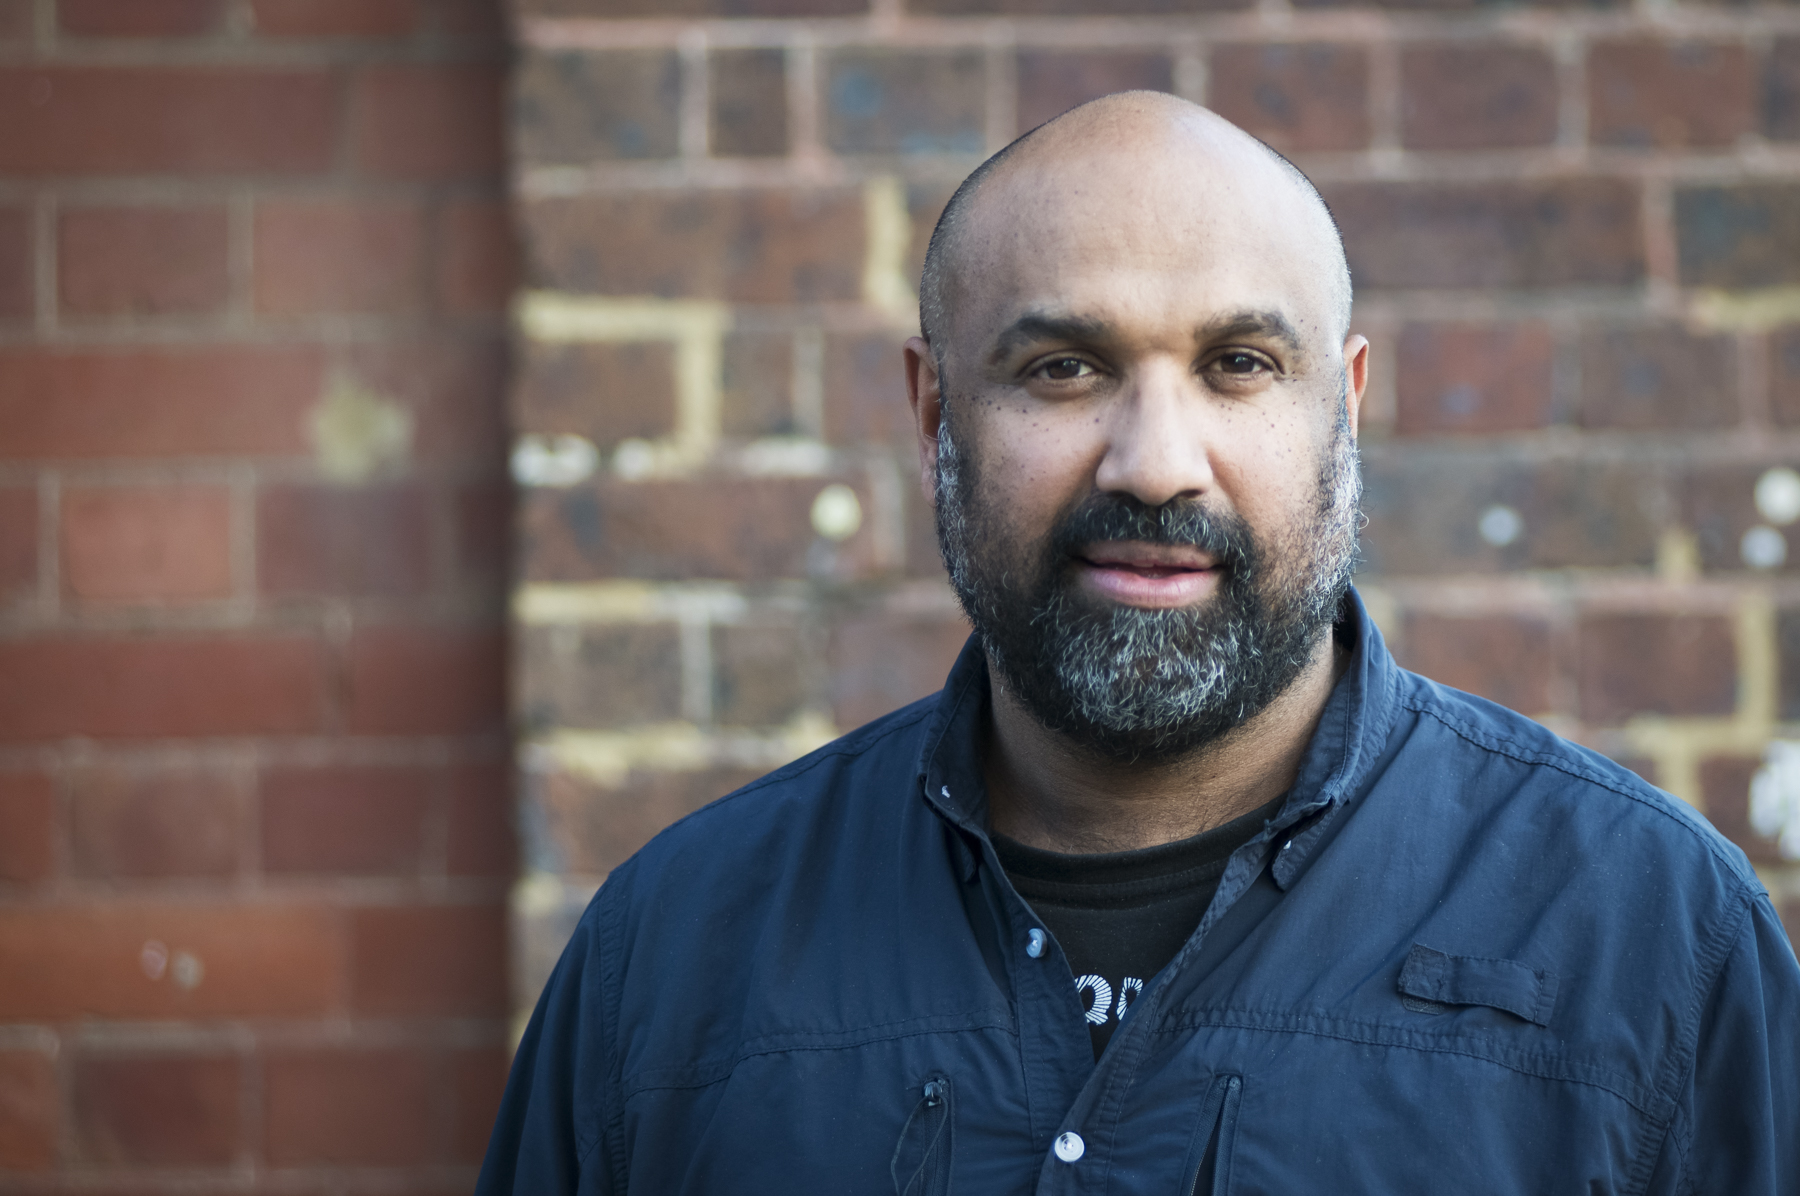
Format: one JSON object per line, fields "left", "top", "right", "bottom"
{"left": 892, "top": 1074, "right": 954, "bottom": 1196}
{"left": 1397, "top": 944, "right": 1558, "bottom": 1025}
{"left": 1181, "top": 1072, "right": 1242, "bottom": 1196}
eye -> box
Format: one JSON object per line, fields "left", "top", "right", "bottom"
{"left": 1215, "top": 351, "right": 1266, "bottom": 376}
{"left": 1035, "top": 357, "right": 1094, "bottom": 381}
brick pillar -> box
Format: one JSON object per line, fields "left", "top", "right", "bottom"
{"left": 0, "top": 0, "right": 515, "bottom": 1183}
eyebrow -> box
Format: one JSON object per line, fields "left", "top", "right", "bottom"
{"left": 985, "top": 307, "right": 1306, "bottom": 367}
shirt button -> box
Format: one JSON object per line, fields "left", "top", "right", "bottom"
{"left": 1026, "top": 928, "right": 1047, "bottom": 958}
{"left": 1053, "top": 1131, "right": 1085, "bottom": 1163}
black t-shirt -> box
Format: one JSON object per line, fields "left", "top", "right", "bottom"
{"left": 993, "top": 795, "right": 1282, "bottom": 1059}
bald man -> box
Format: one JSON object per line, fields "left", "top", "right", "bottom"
{"left": 479, "top": 95, "right": 1799, "bottom": 1195}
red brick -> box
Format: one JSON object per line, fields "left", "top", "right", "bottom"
{"left": 264, "top": 1048, "right": 431, "bottom": 1165}
{"left": 824, "top": 49, "right": 985, "bottom": 156}
{"left": 0, "top": 1049, "right": 57, "bottom": 1171}
{"left": 527, "top": 190, "right": 864, "bottom": 303}
{"left": 1577, "top": 613, "right": 1736, "bottom": 725}
{"left": 0, "top": 0, "right": 29, "bottom": 41}
{"left": 0, "top": 635, "right": 327, "bottom": 740}
{"left": 342, "top": 335, "right": 507, "bottom": 464}
{"left": 1675, "top": 185, "right": 1800, "bottom": 290}
{"left": 1768, "top": 39, "right": 1800, "bottom": 142}
{"left": 1397, "top": 614, "right": 1554, "bottom": 714}
{"left": 715, "top": 620, "right": 808, "bottom": 726}
{"left": 450, "top": 1046, "right": 509, "bottom": 1162}
{"left": 453, "top": 480, "right": 510, "bottom": 591}
{"left": 720, "top": 330, "right": 793, "bottom": 438}
{"left": 62, "top": 485, "right": 232, "bottom": 603}
{"left": 350, "top": 905, "right": 507, "bottom": 1016}
{"left": 521, "top": 0, "right": 862, "bottom": 14}
{"left": 0, "top": 68, "right": 337, "bottom": 176}
{"left": 0, "top": 903, "right": 340, "bottom": 1018}
{"left": 254, "top": 200, "right": 429, "bottom": 316}
{"left": 71, "top": 766, "right": 240, "bottom": 880}
{"left": 1579, "top": 325, "right": 1737, "bottom": 430}
{"left": 1588, "top": 40, "right": 1753, "bottom": 149}
{"left": 1015, "top": 50, "right": 1173, "bottom": 135}
{"left": 1329, "top": 178, "right": 1644, "bottom": 290}
{"left": 434, "top": 0, "right": 507, "bottom": 36}
{"left": 828, "top": 613, "right": 969, "bottom": 729}
{"left": 542, "top": 767, "right": 762, "bottom": 876}
{"left": 1394, "top": 322, "right": 1554, "bottom": 435}
{"left": 514, "top": 341, "right": 678, "bottom": 446}
{"left": 711, "top": 48, "right": 789, "bottom": 157}
{"left": 257, "top": 484, "right": 431, "bottom": 599}
{"left": 1699, "top": 756, "right": 1781, "bottom": 866}
{"left": 0, "top": 772, "right": 54, "bottom": 884}
{"left": 1684, "top": 464, "right": 1797, "bottom": 576}
{"left": 517, "top": 50, "right": 680, "bottom": 166}
{"left": 912, "top": 0, "right": 1244, "bottom": 11}
{"left": 1400, "top": 43, "right": 1558, "bottom": 150}
{"left": 447, "top": 762, "right": 514, "bottom": 877}
{"left": 0, "top": 205, "right": 30, "bottom": 318}
{"left": 73, "top": 1053, "right": 238, "bottom": 1165}
{"left": 354, "top": 64, "right": 504, "bottom": 179}
{"left": 438, "top": 198, "right": 515, "bottom": 315}
{"left": 60, "top": 0, "right": 223, "bottom": 35}
{"left": 261, "top": 765, "right": 432, "bottom": 876}
{"left": 59, "top": 206, "right": 228, "bottom": 316}
{"left": 1209, "top": 43, "right": 1369, "bottom": 153}
{"left": 1781, "top": 608, "right": 1800, "bottom": 720}
{"left": 0, "top": 486, "right": 36, "bottom": 598}
{"left": 517, "top": 623, "right": 682, "bottom": 732}
{"left": 1783, "top": 898, "right": 1799, "bottom": 956}
{"left": 520, "top": 476, "right": 878, "bottom": 582}
{"left": 345, "top": 625, "right": 505, "bottom": 735}
{"left": 252, "top": 0, "right": 420, "bottom": 36}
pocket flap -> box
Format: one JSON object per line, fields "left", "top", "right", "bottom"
{"left": 1397, "top": 944, "right": 1558, "bottom": 1027}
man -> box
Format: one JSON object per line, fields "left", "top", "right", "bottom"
{"left": 480, "top": 93, "right": 1799, "bottom": 1193}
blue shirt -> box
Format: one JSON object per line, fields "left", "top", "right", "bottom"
{"left": 480, "top": 591, "right": 1800, "bottom": 1194}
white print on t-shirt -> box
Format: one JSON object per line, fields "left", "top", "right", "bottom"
{"left": 1074, "top": 974, "right": 1145, "bottom": 1024}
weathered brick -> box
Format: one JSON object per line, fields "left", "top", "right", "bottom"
{"left": 542, "top": 766, "right": 763, "bottom": 876}
{"left": 516, "top": 51, "right": 679, "bottom": 166}
{"left": 1675, "top": 185, "right": 1800, "bottom": 289}
{"left": 70, "top": 765, "right": 240, "bottom": 879}
{"left": 438, "top": 198, "right": 516, "bottom": 315}
{"left": 257, "top": 484, "right": 431, "bottom": 598}
{"left": 514, "top": 341, "right": 678, "bottom": 446}
{"left": 906, "top": 481, "right": 949, "bottom": 579}
{"left": 355, "top": 64, "right": 504, "bottom": 179}
{"left": 1699, "top": 756, "right": 1781, "bottom": 865}
{"left": 0, "top": 204, "right": 32, "bottom": 318}
{"left": 519, "top": 0, "right": 862, "bottom": 13}
{"left": 0, "top": 68, "right": 337, "bottom": 175}
{"left": 58, "top": 205, "right": 228, "bottom": 317}
{"left": 0, "top": 635, "right": 328, "bottom": 740}
{"left": 1328, "top": 179, "right": 1644, "bottom": 290}
{"left": 1396, "top": 613, "right": 1554, "bottom": 714}
{"left": 261, "top": 765, "right": 432, "bottom": 876}
{"left": 0, "top": 903, "right": 340, "bottom": 1018}
{"left": 0, "top": 772, "right": 54, "bottom": 884}
{"left": 1684, "top": 464, "right": 1797, "bottom": 575}
{"left": 1016, "top": 50, "right": 1172, "bottom": 135}
{"left": 455, "top": 480, "right": 510, "bottom": 592}
{"left": 1783, "top": 898, "right": 1800, "bottom": 956}
{"left": 1774, "top": 327, "right": 1800, "bottom": 427}
{"left": 62, "top": 485, "right": 232, "bottom": 603}
{"left": 520, "top": 477, "right": 877, "bottom": 582}
{"left": 0, "top": 0, "right": 32, "bottom": 40}
{"left": 1400, "top": 43, "right": 1558, "bottom": 150}
{"left": 1208, "top": 43, "right": 1369, "bottom": 154}
{"left": 907, "top": 182, "right": 956, "bottom": 294}
{"left": 343, "top": 335, "right": 508, "bottom": 464}
{"left": 264, "top": 1049, "right": 432, "bottom": 1165}
{"left": 254, "top": 199, "right": 429, "bottom": 316}
{"left": 345, "top": 625, "right": 505, "bottom": 735}
{"left": 0, "top": 345, "right": 323, "bottom": 459}
{"left": 1360, "top": 450, "right": 1664, "bottom": 574}
{"left": 828, "top": 613, "right": 968, "bottom": 729}
{"left": 349, "top": 905, "right": 508, "bottom": 1016}
{"left": 1394, "top": 322, "right": 1555, "bottom": 435}
{"left": 450, "top": 1046, "right": 510, "bottom": 1162}
{"left": 1297, "top": 0, "right": 1621, "bottom": 8}
{"left": 824, "top": 49, "right": 985, "bottom": 156}
{"left": 1578, "top": 325, "right": 1737, "bottom": 430}
{"left": 824, "top": 330, "right": 910, "bottom": 447}
{"left": 74, "top": 1053, "right": 239, "bottom": 1165}
{"left": 447, "top": 762, "right": 514, "bottom": 877}
{"left": 721, "top": 330, "right": 794, "bottom": 438}
{"left": 60, "top": 0, "right": 223, "bottom": 36}
{"left": 715, "top": 620, "right": 808, "bottom": 726}
{"left": 518, "top": 623, "right": 682, "bottom": 733}
{"left": 1588, "top": 40, "right": 1753, "bottom": 149}
{"left": 0, "top": 1049, "right": 57, "bottom": 1171}
{"left": 711, "top": 49, "right": 788, "bottom": 157}
{"left": 912, "top": 0, "right": 1244, "bottom": 11}
{"left": 1577, "top": 613, "right": 1736, "bottom": 724}
{"left": 252, "top": 0, "right": 420, "bottom": 36}
{"left": 1781, "top": 607, "right": 1800, "bottom": 720}
{"left": 434, "top": 0, "right": 507, "bottom": 37}
{"left": 1767, "top": 38, "right": 1800, "bottom": 142}
{"left": 0, "top": 486, "right": 36, "bottom": 598}
{"left": 527, "top": 190, "right": 864, "bottom": 303}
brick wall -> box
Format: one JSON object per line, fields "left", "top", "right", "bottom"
{"left": 508, "top": 0, "right": 1800, "bottom": 1010}
{"left": 0, "top": 0, "right": 514, "bottom": 1185}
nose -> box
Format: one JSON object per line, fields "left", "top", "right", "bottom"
{"left": 1091, "top": 360, "right": 1215, "bottom": 508}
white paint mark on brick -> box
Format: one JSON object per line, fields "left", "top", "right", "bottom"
{"left": 862, "top": 175, "right": 918, "bottom": 324}
{"left": 1691, "top": 287, "right": 1800, "bottom": 332}
{"left": 737, "top": 437, "right": 835, "bottom": 476}
{"left": 810, "top": 483, "right": 862, "bottom": 540}
{"left": 1742, "top": 526, "right": 1787, "bottom": 571}
{"left": 141, "top": 940, "right": 168, "bottom": 981}
{"left": 309, "top": 376, "right": 413, "bottom": 484}
{"left": 1755, "top": 468, "right": 1800, "bottom": 526}
{"left": 1752, "top": 741, "right": 1800, "bottom": 860}
{"left": 171, "top": 951, "right": 204, "bottom": 991}
{"left": 1478, "top": 504, "right": 1522, "bottom": 548}
{"left": 539, "top": 716, "right": 837, "bottom": 788}
{"left": 512, "top": 434, "right": 599, "bottom": 487}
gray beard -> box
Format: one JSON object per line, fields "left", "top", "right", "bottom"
{"left": 933, "top": 401, "right": 1362, "bottom": 761}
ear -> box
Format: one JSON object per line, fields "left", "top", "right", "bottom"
{"left": 904, "top": 336, "right": 944, "bottom": 507}
{"left": 1341, "top": 333, "right": 1369, "bottom": 440}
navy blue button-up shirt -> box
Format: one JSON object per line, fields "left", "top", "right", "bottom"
{"left": 480, "top": 592, "right": 1800, "bottom": 1194}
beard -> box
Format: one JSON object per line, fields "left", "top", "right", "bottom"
{"left": 934, "top": 398, "right": 1362, "bottom": 762}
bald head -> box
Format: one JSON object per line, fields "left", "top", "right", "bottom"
{"left": 918, "top": 93, "right": 1352, "bottom": 376}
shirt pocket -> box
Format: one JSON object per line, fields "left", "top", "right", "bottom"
{"left": 891, "top": 1073, "right": 954, "bottom": 1196}
{"left": 1180, "top": 1072, "right": 1242, "bottom": 1196}
{"left": 1396, "top": 943, "right": 1558, "bottom": 1026}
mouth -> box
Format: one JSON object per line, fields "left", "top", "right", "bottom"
{"left": 1072, "top": 541, "right": 1221, "bottom": 608}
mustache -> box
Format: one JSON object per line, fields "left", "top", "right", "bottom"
{"left": 1047, "top": 493, "right": 1256, "bottom": 571}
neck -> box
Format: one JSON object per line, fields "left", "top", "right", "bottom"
{"left": 983, "top": 630, "right": 1348, "bottom": 854}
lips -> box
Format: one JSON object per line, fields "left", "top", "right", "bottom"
{"left": 1073, "top": 540, "right": 1220, "bottom": 607}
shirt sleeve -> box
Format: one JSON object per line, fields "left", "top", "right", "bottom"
{"left": 1669, "top": 892, "right": 1800, "bottom": 1194}
{"left": 475, "top": 894, "right": 620, "bottom": 1196}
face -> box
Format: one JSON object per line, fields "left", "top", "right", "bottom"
{"left": 908, "top": 118, "right": 1369, "bottom": 759}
